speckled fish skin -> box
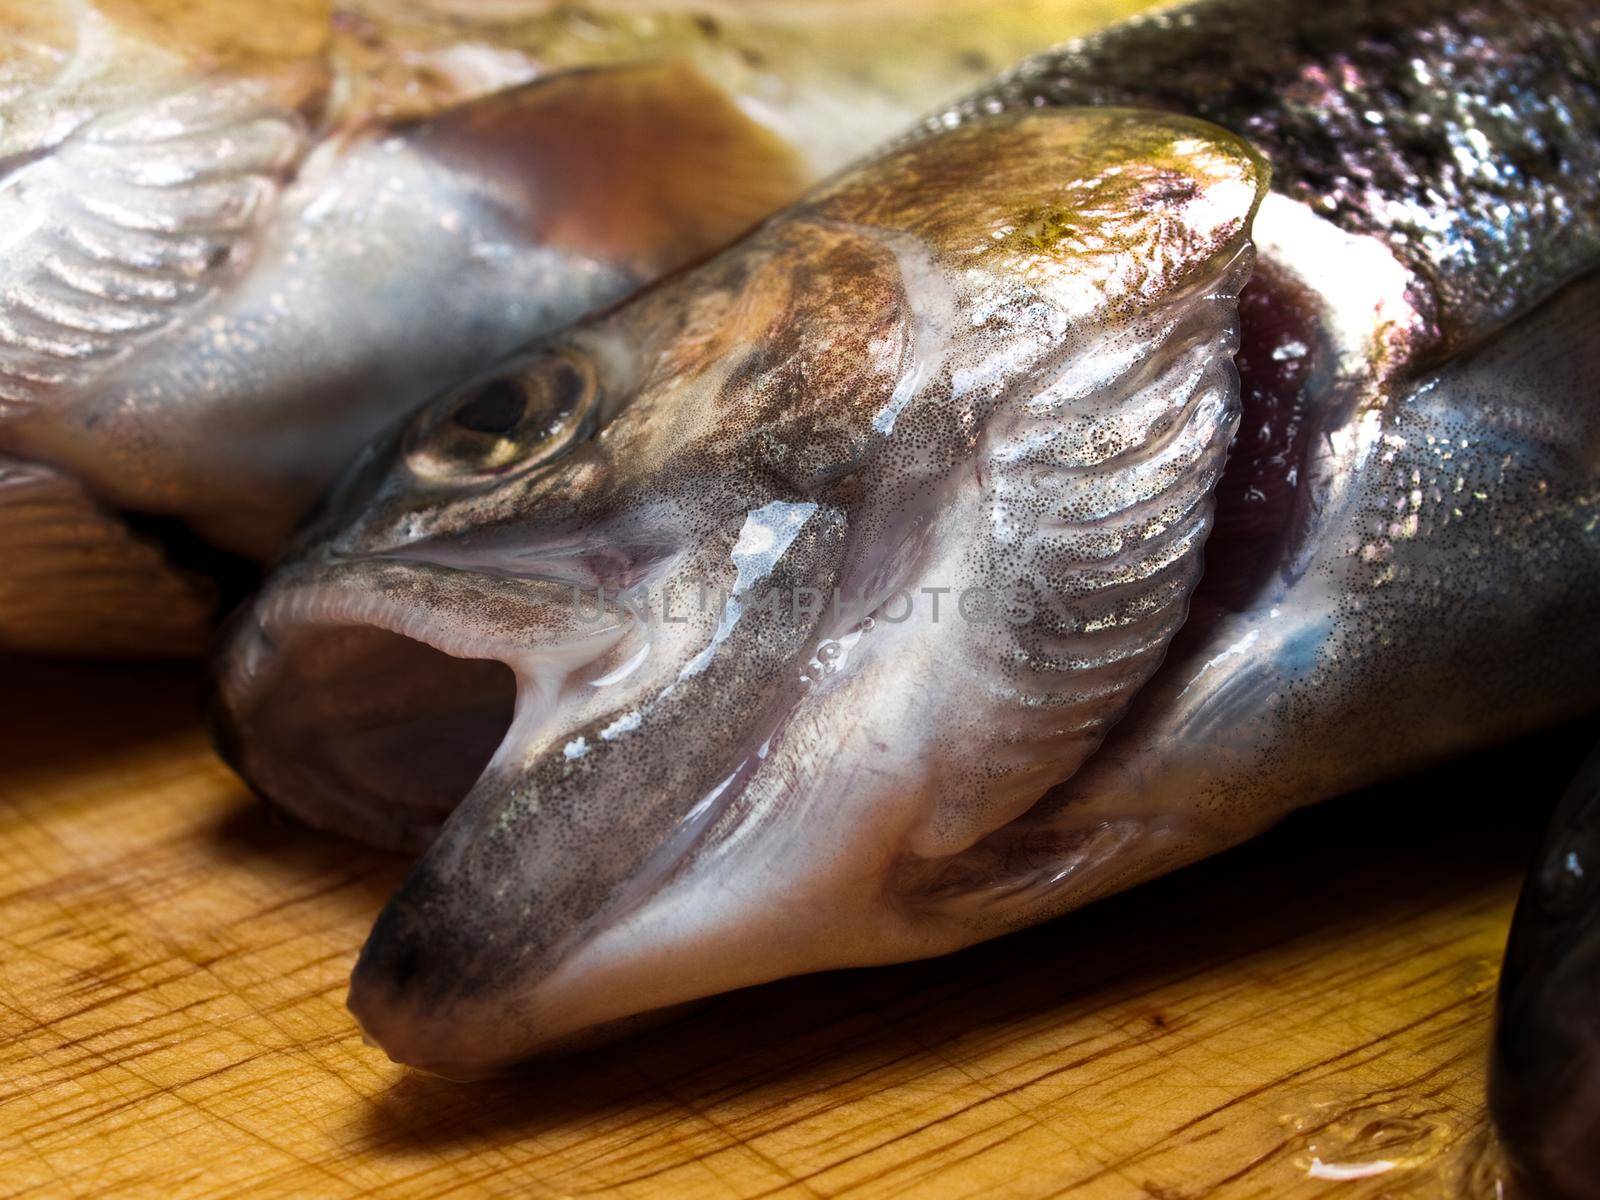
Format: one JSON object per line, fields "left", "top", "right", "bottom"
{"left": 938, "top": 0, "right": 1600, "bottom": 346}
{"left": 1492, "top": 743, "right": 1600, "bottom": 1200}
{"left": 0, "top": 0, "right": 1151, "bottom": 657}
{"left": 213, "top": 0, "right": 1600, "bottom": 1076}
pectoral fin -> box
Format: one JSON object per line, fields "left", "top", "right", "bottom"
{"left": 0, "top": 457, "right": 213, "bottom": 657}
{"left": 401, "top": 61, "right": 808, "bottom": 282}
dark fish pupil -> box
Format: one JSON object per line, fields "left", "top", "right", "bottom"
{"left": 451, "top": 379, "right": 527, "bottom": 435}
{"left": 548, "top": 361, "right": 586, "bottom": 414}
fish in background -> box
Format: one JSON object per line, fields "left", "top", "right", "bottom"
{"left": 0, "top": 0, "right": 1152, "bottom": 657}
{"left": 1492, "top": 743, "right": 1600, "bottom": 1200}
{"left": 212, "top": 0, "right": 1600, "bottom": 1080}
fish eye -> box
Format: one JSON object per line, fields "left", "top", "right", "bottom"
{"left": 405, "top": 349, "right": 599, "bottom": 480}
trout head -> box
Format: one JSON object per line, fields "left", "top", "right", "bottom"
{"left": 215, "top": 108, "right": 1267, "bottom": 1075}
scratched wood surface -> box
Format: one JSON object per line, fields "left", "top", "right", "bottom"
{"left": 0, "top": 657, "right": 1583, "bottom": 1199}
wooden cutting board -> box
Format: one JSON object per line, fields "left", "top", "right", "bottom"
{"left": 0, "top": 657, "right": 1580, "bottom": 1198}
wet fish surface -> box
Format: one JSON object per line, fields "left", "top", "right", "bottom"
{"left": 0, "top": 0, "right": 1143, "bottom": 656}
{"left": 215, "top": 0, "right": 1600, "bottom": 1077}
{"left": 1492, "top": 742, "right": 1600, "bottom": 1200}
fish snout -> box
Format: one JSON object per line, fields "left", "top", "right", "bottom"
{"left": 347, "top": 867, "right": 539, "bottom": 1080}
{"left": 346, "top": 859, "right": 695, "bottom": 1077}
{"left": 347, "top": 882, "right": 483, "bottom": 1078}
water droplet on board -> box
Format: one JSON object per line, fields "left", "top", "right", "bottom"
{"left": 1278, "top": 1091, "right": 1514, "bottom": 1198}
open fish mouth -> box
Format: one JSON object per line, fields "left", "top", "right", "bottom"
{"left": 214, "top": 560, "right": 631, "bottom": 854}
{"left": 213, "top": 106, "right": 1273, "bottom": 1075}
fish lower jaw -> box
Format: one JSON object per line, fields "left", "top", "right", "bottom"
{"left": 348, "top": 977, "right": 697, "bottom": 1081}
{"left": 212, "top": 561, "right": 624, "bottom": 853}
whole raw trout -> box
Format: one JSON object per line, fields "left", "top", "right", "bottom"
{"left": 0, "top": 0, "right": 1146, "bottom": 656}
{"left": 215, "top": 0, "right": 1600, "bottom": 1077}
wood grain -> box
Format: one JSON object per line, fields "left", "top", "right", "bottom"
{"left": 0, "top": 658, "right": 1581, "bottom": 1198}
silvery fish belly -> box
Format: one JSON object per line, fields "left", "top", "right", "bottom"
{"left": 0, "top": 0, "right": 1146, "bottom": 657}
{"left": 214, "top": 0, "right": 1600, "bottom": 1076}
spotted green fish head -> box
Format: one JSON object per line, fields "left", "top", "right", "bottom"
{"left": 214, "top": 108, "right": 1266, "bottom": 1076}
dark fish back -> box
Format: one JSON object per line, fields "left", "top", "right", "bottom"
{"left": 936, "top": 0, "right": 1600, "bottom": 350}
